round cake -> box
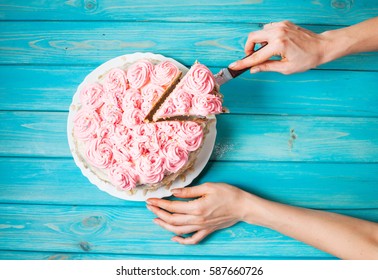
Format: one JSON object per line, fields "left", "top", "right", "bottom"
{"left": 67, "top": 53, "right": 223, "bottom": 200}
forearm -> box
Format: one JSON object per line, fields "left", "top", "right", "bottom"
{"left": 320, "top": 17, "right": 378, "bottom": 65}
{"left": 241, "top": 193, "right": 378, "bottom": 259}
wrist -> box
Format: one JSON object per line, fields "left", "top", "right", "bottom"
{"left": 318, "top": 28, "right": 355, "bottom": 66}
{"left": 239, "top": 191, "right": 271, "bottom": 227}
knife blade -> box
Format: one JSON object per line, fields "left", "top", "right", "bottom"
{"left": 214, "top": 43, "right": 266, "bottom": 86}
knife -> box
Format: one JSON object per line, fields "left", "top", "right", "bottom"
{"left": 214, "top": 43, "right": 266, "bottom": 86}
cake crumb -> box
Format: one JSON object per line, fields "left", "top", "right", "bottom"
{"left": 214, "top": 143, "right": 234, "bottom": 159}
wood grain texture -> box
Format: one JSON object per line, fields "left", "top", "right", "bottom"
{"left": 0, "top": 250, "right": 336, "bottom": 260}
{"left": 0, "top": 158, "right": 377, "bottom": 209}
{"left": 0, "top": 204, "right": 376, "bottom": 258}
{"left": 0, "top": 0, "right": 376, "bottom": 25}
{"left": 1, "top": 0, "right": 377, "bottom": 260}
{"left": 1, "top": 66, "right": 377, "bottom": 117}
{"left": 1, "top": 111, "right": 377, "bottom": 162}
{"left": 1, "top": 22, "right": 378, "bottom": 70}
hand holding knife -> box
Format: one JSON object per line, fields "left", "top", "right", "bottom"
{"left": 214, "top": 43, "right": 266, "bottom": 85}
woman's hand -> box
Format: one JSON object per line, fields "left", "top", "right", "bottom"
{"left": 229, "top": 20, "right": 329, "bottom": 74}
{"left": 230, "top": 17, "right": 378, "bottom": 75}
{"left": 146, "top": 183, "right": 251, "bottom": 244}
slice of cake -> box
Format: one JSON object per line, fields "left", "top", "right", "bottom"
{"left": 153, "top": 62, "right": 225, "bottom": 121}
{"left": 70, "top": 57, "right": 222, "bottom": 195}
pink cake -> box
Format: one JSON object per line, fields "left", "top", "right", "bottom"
{"left": 71, "top": 58, "right": 223, "bottom": 194}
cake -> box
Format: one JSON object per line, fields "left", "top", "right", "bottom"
{"left": 70, "top": 56, "right": 223, "bottom": 195}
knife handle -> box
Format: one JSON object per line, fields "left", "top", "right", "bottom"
{"left": 227, "top": 43, "right": 267, "bottom": 78}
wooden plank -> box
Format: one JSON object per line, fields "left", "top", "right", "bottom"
{"left": 1, "top": 112, "right": 377, "bottom": 162}
{"left": 0, "top": 204, "right": 376, "bottom": 258}
{"left": 0, "top": 250, "right": 335, "bottom": 260}
{"left": 1, "top": 66, "right": 377, "bottom": 117}
{"left": 1, "top": 22, "right": 378, "bottom": 70}
{"left": 1, "top": 158, "right": 377, "bottom": 209}
{"left": 0, "top": 0, "right": 376, "bottom": 25}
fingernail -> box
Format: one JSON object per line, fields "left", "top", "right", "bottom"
{"left": 146, "top": 199, "right": 153, "bottom": 205}
{"left": 250, "top": 67, "right": 260, "bottom": 74}
{"left": 153, "top": 219, "right": 160, "bottom": 225}
{"left": 228, "top": 62, "right": 237, "bottom": 69}
{"left": 146, "top": 204, "right": 152, "bottom": 211}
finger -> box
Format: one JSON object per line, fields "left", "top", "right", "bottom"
{"left": 171, "top": 185, "right": 209, "bottom": 199}
{"left": 172, "top": 229, "right": 212, "bottom": 245}
{"left": 154, "top": 218, "right": 202, "bottom": 236}
{"left": 244, "top": 30, "right": 270, "bottom": 55}
{"left": 147, "top": 197, "right": 196, "bottom": 214}
{"left": 147, "top": 204, "right": 198, "bottom": 226}
{"left": 230, "top": 44, "right": 276, "bottom": 70}
{"left": 251, "top": 60, "right": 291, "bottom": 74}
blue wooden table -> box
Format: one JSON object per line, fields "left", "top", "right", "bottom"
{"left": 0, "top": 1, "right": 377, "bottom": 260}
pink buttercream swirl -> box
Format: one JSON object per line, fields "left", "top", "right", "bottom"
{"left": 162, "top": 142, "right": 189, "bottom": 173}
{"left": 151, "top": 61, "right": 180, "bottom": 86}
{"left": 192, "top": 94, "right": 223, "bottom": 116}
{"left": 183, "top": 63, "right": 215, "bottom": 95}
{"left": 99, "top": 103, "right": 123, "bottom": 125}
{"left": 86, "top": 138, "right": 113, "bottom": 169}
{"left": 133, "top": 123, "right": 156, "bottom": 143}
{"left": 136, "top": 153, "right": 165, "bottom": 184}
{"left": 177, "top": 121, "right": 204, "bottom": 151}
{"left": 154, "top": 98, "right": 176, "bottom": 119}
{"left": 122, "top": 108, "right": 144, "bottom": 127}
{"left": 141, "top": 83, "right": 164, "bottom": 103}
{"left": 127, "top": 60, "right": 153, "bottom": 89}
{"left": 122, "top": 88, "right": 142, "bottom": 110}
{"left": 171, "top": 88, "right": 192, "bottom": 114}
{"left": 104, "top": 68, "right": 128, "bottom": 101}
{"left": 73, "top": 108, "right": 101, "bottom": 141}
{"left": 80, "top": 83, "right": 104, "bottom": 109}
{"left": 108, "top": 163, "right": 138, "bottom": 191}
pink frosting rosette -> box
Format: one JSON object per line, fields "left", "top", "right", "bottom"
{"left": 128, "top": 141, "right": 145, "bottom": 160}
{"left": 112, "top": 144, "right": 133, "bottom": 164}
{"left": 136, "top": 153, "right": 165, "bottom": 184}
{"left": 154, "top": 98, "right": 176, "bottom": 119}
{"left": 162, "top": 142, "right": 189, "bottom": 173}
{"left": 171, "top": 88, "right": 192, "bottom": 114}
{"left": 151, "top": 61, "right": 180, "bottom": 86}
{"left": 122, "top": 108, "right": 144, "bottom": 127}
{"left": 177, "top": 121, "right": 204, "bottom": 151}
{"left": 141, "top": 83, "right": 164, "bottom": 103}
{"left": 73, "top": 108, "right": 101, "bottom": 141}
{"left": 192, "top": 94, "right": 223, "bottom": 116}
{"left": 155, "top": 124, "right": 172, "bottom": 148}
{"left": 183, "top": 64, "right": 215, "bottom": 95}
{"left": 104, "top": 68, "right": 128, "bottom": 99}
{"left": 108, "top": 163, "right": 138, "bottom": 191}
{"left": 79, "top": 82, "right": 104, "bottom": 109}
{"left": 127, "top": 60, "right": 153, "bottom": 89}
{"left": 122, "top": 88, "right": 142, "bottom": 110}
{"left": 156, "top": 121, "right": 180, "bottom": 140}
{"left": 86, "top": 138, "right": 113, "bottom": 169}
{"left": 99, "top": 103, "right": 123, "bottom": 125}
{"left": 141, "top": 100, "right": 153, "bottom": 115}
{"left": 133, "top": 123, "right": 156, "bottom": 142}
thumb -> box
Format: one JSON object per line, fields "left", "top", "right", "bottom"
{"left": 250, "top": 60, "right": 289, "bottom": 74}
{"left": 171, "top": 185, "right": 208, "bottom": 199}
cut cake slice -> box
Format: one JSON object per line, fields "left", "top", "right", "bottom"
{"left": 149, "top": 62, "right": 225, "bottom": 122}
